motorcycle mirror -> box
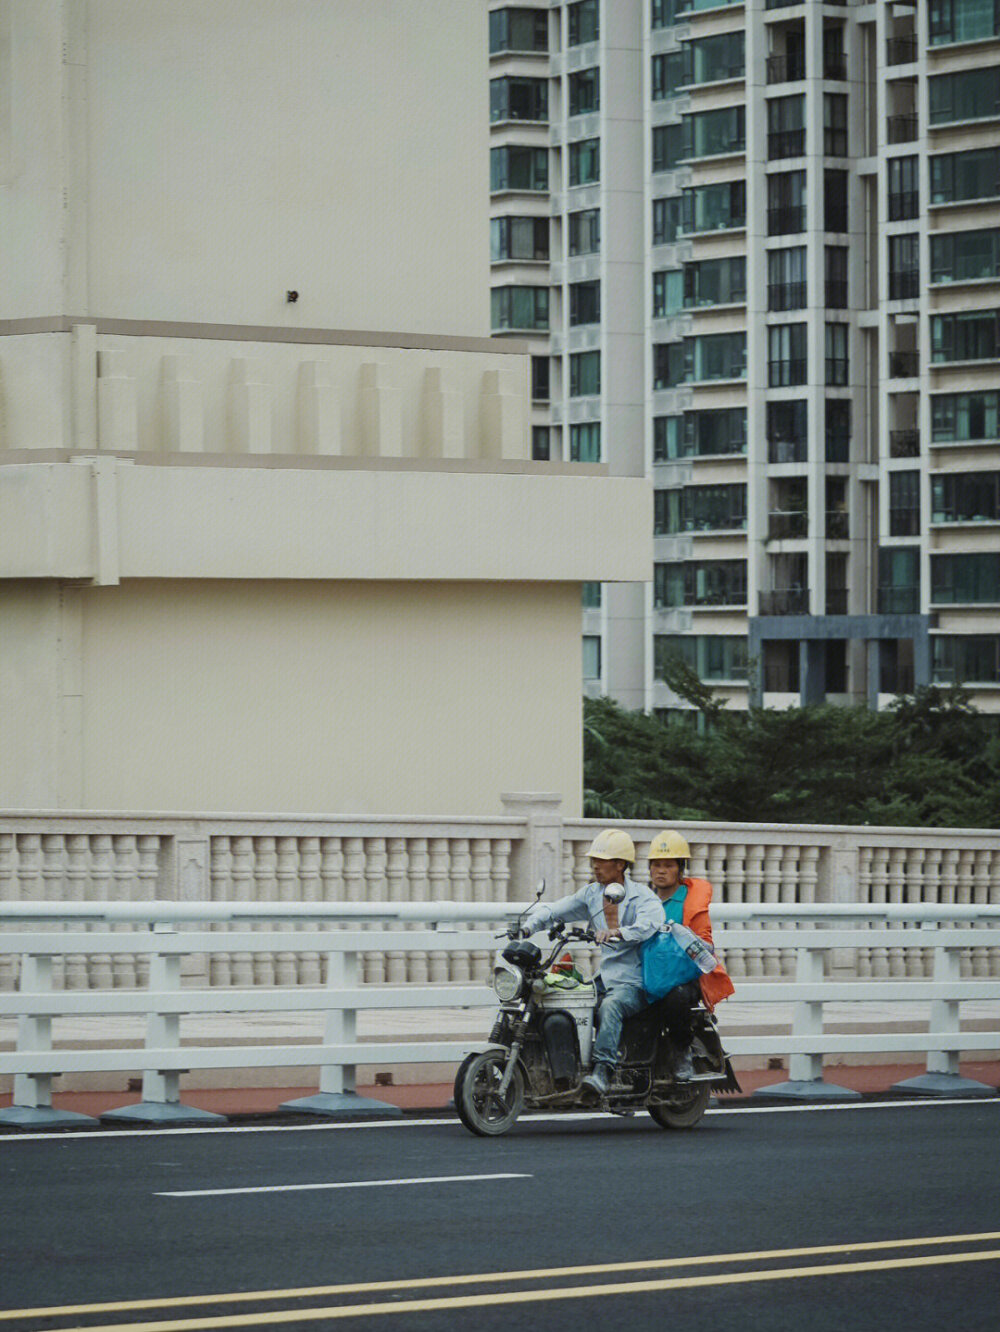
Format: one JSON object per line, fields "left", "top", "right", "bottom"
{"left": 534, "top": 879, "right": 546, "bottom": 901}
{"left": 603, "top": 883, "right": 626, "bottom": 905}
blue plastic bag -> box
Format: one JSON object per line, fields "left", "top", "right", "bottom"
{"left": 641, "top": 928, "right": 701, "bottom": 1000}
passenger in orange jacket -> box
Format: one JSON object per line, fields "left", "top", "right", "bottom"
{"left": 647, "top": 829, "right": 735, "bottom": 1080}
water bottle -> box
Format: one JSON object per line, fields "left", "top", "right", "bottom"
{"left": 668, "top": 921, "right": 719, "bottom": 974}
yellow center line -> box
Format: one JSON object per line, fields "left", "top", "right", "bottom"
{"left": 40, "top": 1248, "right": 1000, "bottom": 1332}
{"left": 4, "top": 1231, "right": 1000, "bottom": 1323}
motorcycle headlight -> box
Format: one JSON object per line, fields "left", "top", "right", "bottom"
{"left": 493, "top": 961, "right": 524, "bottom": 1002}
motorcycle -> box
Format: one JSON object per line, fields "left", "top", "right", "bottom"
{"left": 454, "top": 917, "right": 740, "bottom": 1137}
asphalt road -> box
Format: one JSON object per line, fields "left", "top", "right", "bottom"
{"left": 2, "top": 1099, "right": 1000, "bottom": 1332}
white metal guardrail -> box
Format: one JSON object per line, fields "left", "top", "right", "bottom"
{"left": 1, "top": 900, "right": 998, "bottom": 1127}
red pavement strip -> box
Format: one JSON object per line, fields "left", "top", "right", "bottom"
{"left": 2, "top": 1062, "right": 998, "bottom": 1118}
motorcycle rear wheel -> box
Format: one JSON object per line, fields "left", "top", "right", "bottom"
{"left": 455, "top": 1050, "right": 525, "bottom": 1136}
{"left": 648, "top": 1083, "right": 710, "bottom": 1130}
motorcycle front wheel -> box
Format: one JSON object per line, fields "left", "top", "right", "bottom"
{"left": 454, "top": 1050, "right": 525, "bottom": 1137}
{"left": 648, "top": 1083, "right": 710, "bottom": 1130}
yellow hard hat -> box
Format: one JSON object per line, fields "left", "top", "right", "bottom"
{"left": 587, "top": 829, "right": 636, "bottom": 864}
{"left": 648, "top": 830, "right": 691, "bottom": 861}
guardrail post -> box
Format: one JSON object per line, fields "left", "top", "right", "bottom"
{"left": 101, "top": 927, "right": 225, "bottom": 1125}
{"left": 891, "top": 936, "right": 997, "bottom": 1098}
{"left": 280, "top": 942, "right": 401, "bottom": 1119}
{"left": 0, "top": 953, "right": 97, "bottom": 1129}
{"left": 752, "top": 945, "right": 861, "bottom": 1102}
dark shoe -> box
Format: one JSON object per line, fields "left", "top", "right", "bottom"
{"left": 581, "top": 1062, "right": 613, "bottom": 1099}
{"left": 674, "top": 1049, "right": 695, "bottom": 1081}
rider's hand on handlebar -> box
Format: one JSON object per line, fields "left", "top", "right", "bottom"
{"left": 594, "top": 928, "right": 622, "bottom": 945}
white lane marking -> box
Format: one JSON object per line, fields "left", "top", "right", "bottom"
{"left": 157, "top": 1172, "right": 529, "bottom": 1198}
{"left": 2, "top": 1096, "right": 997, "bottom": 1142}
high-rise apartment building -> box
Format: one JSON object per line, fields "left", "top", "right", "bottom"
{"left": 489, "top": 0, "right": 1000, "bottom": 717}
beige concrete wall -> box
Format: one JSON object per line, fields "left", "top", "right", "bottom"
{"left": 0, "top": 579, "right": 585, "bottom": 816}
{"left": 2, "top": 0, "right": 489, "bottom": 336}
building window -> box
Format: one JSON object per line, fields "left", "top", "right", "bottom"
{"left": 531, "top": 355, "right": 550, "bottom": 402}
{"left": 655, "top": 560, "right": 747, "bottom": 608}
{"left": 878, "top": 547, "right": 920, "bottom": 614}
{"left": 653, "top": 416, "right": 682, "bottom": 462}
{"left": 932, "top": 552, "right": 1000, "bottom": 603}
{"left": 932, "top": 635, "right": 1000, "bottom": 685}
{"left": 931, "top": 147, "right": 1000, "bottom": 204}
{"left": 568, "top": 67, "right": 600, "bottom": 116}
{"left": 768, "top": 171, "right": 806, "bottom": 234}
{"left": 768, "top": 323, "right": 807, "bottom": 387}
{"left": 681, "top": 180, "right": 746, "bottom": 233}
{"left": 652, "top": 0, "right": 682, "bottom": 29}
{"left": 824, "top": 169, "right": 848, "bottom": 232}
{"left": 826, "top": 475, "right": 849, "bottom": 539}
{"left": 767, "top": 95, "right": 805, "bottom": 159}
{"left": 824, "top": 93, "right": 849, "bottom": 157}
{"left": 766, "top": 400, "right": 808, "bottom": 463}
{"left": 531, "top": 426, "right": 551, "bottom": 460}
{"left": 931, "top": 390, "right": 999, "bottom": 442}
{"left": 582, "top": 581, "right": 602, "bottom": 608}
{"left": 889, "top": 234, "right": 920, "bottom": 300}
{"left": 569, "top": 350, "right": 601, "bottom": 397}
{"left": 688, "top": 332, "right": 747, "bottom": 382}
{"left": 684, "top": 31, "right": 745, "bottom": 86}
{"left": 767, "top": 246, "right": 807, "bottom": 310}
{"left": 655, "top": 409, "right": 746, "bottom": 459}
{"left": 653, "top": 342, "right": 686, "bottom": 389}
{"left": 826, "top": 399, "right": 851, "bottom": 462}
{"left": 889, "top": 470, "right": 921, "bottom": 535}
{"left": 652, "top": 196, "right": 682, "bottom": 245}
{"left": 683, "top": 256, "right": 746, "bottom": 308}
{"left": 652, "top": 51, "right": 687, "bottom": 101}
{"left": 652, "top": 269, "right": 684, "bottom": 317}
{"left": 489, "top": 8, "right": 548, "bottom": 55}
{"left": 569, "top": 279, "right": 601, "bottom": 325}
{"left": 655, "top": 484, "right": 748, "bottom": 534}
{"left": 826, "top": 246, "right": 848, "bottom": 308}
{"left": 931, "top": 308, "right": 1000, "bottom": 362}
{"left": 684, "top": 105, "right": 745, "bottom": 159}
{"left": 768, "top": 477, "right": 808, "bottom": 539}
{"left": 568, "top": 0, "right": 599, "bottom": 46}
{"left": 929, "top": 67, "right": 1000, "bottom": 124}
{"left": 582, "top": 634, "right": 602, "bottom": 680}
{"left": 929, "top": 0, "right": 1000, "bottom": 46}
{"left": 568, "top": 208, "right": 601, "bottom": 255}
{"left": 490, "top": 145, "right": 548, "bottom": 192}
{"left": 490, "top": 77, "right": 548, "bottom": 123}
{"left": 931, "top": 470, "right": 1000, "bottom": 522}
{"left": 570, "top": 422, "right": 601, "bottom": 462}
{"left": 568, "top": 137, "right": 600, "bottom": 186}
{"left": 825, "top": 322, "right": 849, "bottom": 385}
{"left": 490, "top": 216, "right": 549, "bottom": 262}
{"left": 931, "top": 227, "right": 1000, "bottom": 283}
{"left": 888, "top": 156, "right": 919, "bottom": 221}
{"left": 491, "top": 286, "right": 549, "bottom": 332}
{"left": 652, "top": 123, "right": 686, "bottom": 172}
{"left": 654, "top": 635, "right": 749, "bottom": 683}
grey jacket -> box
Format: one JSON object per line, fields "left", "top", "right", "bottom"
{"left": 521, "top": 876, "right": 662, "bottom": 989}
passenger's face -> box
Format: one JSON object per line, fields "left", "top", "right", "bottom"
{"left": 649, "top": 858, "right": 682, "bottom": 895}
{"left": 591, "top": 858, "right": 626, "bottom": 886}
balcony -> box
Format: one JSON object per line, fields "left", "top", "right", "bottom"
{"left": 823, "top": 56, "right": 847, "bottom": 81}
{"left": 890, "top": 429, "right": 920, "bottom": 458}
{"left": 889, "top": 269, "right": 920, "bottom": 300}
{"left": 769, "top": 359, "right": 807, "bottom": 388}
{"left": 887, "top": 115, "right": 919, "bottom": 145}
{"left": 826, "top": 358, "right": 849, "bottom": 386}
{"left": 768, "top": 281, "right": 807, "bottom": 311}
{"left": 824, "top": 205, "right": 848, "bottom": 233}
{"left": 826, "top": 510, "right": 849, "bottom": 539}
{"left": 888, "top": 191, "right": 919, "bottom": 221}
{"left": 766, "top": 54, "right": 806, "bottom": 85}
{"left": 768, "top": 438, "right": 807, "bottom": 464}
{"left": 825, "top": 280, "right": 848, "bottom": 309}
{"left": 886, "top": 36, "right": 918, "bottom": 65}
{"left": 889, "top": 350, "right": 919, "bottom": 378}
{"left": 768, "top": 510, "right": 808, "bottom": 539}
{"left": 760, "top": 588, "right": 809, "bottom": 615}
{"left": 769, "top": 129, "right": 806, "bottom": 160}
{"left": 826, "top": 432, "right": 850, "bottom": 463}
{"left": 878, "top": 586, "right": 919, "bottom": 614}
{"left": 826, "top": 586, "right": 848, "bottom": 615}
{"left": 768, "top": 205, "right": 806, "bottom": 235}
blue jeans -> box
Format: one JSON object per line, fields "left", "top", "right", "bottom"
{"left": 591, "top": 982, "right": 647, "bottom": 1068}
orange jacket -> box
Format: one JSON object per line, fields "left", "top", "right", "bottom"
{"left": 680, "top": 877, "right": 735, "bottom": 1011}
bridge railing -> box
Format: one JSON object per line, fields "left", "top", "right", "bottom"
{"left": 1, "top": 900, "right": 998, "bottom": 1124}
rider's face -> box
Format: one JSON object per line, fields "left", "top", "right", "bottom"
{"left": 649, "top": 858, "right": 682, "bottom": 895}
{"left": 591, "top": 857, "right": 626, "bottom": 886}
